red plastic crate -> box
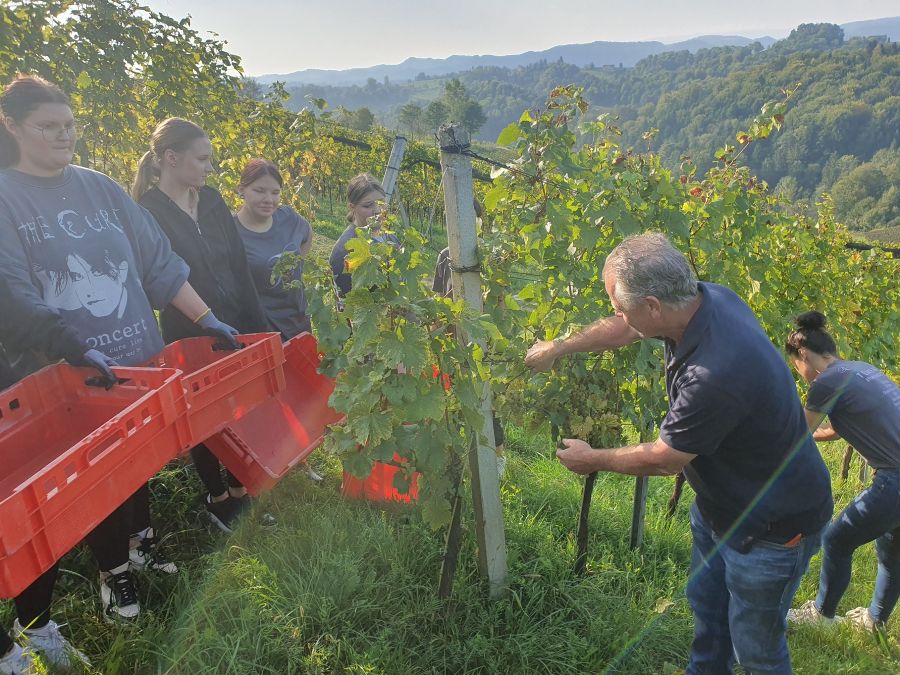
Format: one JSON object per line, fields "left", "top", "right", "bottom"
{"left": 0, "top": 365, "right": 190, "bottom": 598}
{"left": 204, "top": 333, "right": 344, "bottom": 495}
{"left": 143, "top": 333, "right": 286, "bottom": 445}
{"left": 341, "top": 453, "right": 420, "bottom": 503}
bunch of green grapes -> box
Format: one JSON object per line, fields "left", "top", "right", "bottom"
{"left": 494, "top": 354, "right": 623, "bottom": 450}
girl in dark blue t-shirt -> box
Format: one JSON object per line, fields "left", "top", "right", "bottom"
{"left": 234, "top": 159, "right": 323, "bottom": 482}
{"left": 234, "top": 159, "right": 312, "bottom": 339}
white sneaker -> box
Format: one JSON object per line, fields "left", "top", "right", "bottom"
{"left": 0, "top": 643, "right": 35, "bottom": 675}
{"left": 304, "top": 463, "right": 324, "bottom": 483}
{"left": 496, "top": 453, "right": 507, "bottom": 478}
{"left": 129, "top": 530, "right": 178, "bottom": 574}
{"left": 100, "top": 570, "right": 140, "bottom": 622}
{"left": 845, "top": 606, "right": 883, "bottom": 631}
{"left": 13, "top": 619, "right": 89, "bottom": 671}
{"left": 787, "top": 600, "right": 839, "bottom": 626}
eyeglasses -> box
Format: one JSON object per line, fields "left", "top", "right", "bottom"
{"left": 25, "top": 122, "right": 79, "bottom": 141}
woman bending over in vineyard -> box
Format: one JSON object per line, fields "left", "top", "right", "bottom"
{"left": 234, "top": 158, "right": 321, "bottom": 482}
{"left": 0, "top": 75, "right": 240, "bottom": 623}
{"left": 133, "top": 118, "right": 271, "bottom": 534}
{"left": 787, "top": 311, "right": 900, "bottom": 631}
{"left": 329, "top": 174, "right": 399, "bottom": 297}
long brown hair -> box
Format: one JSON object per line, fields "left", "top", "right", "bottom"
{"left": 346, "top": 173, "right": 385, "bottom": 223}
{"left": 0, "top": 74, "right": 70, "bottom": 168}
{"left": 131, "top": 117, "right": 206, "bottom": 200}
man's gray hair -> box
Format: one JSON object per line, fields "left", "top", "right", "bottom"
{"left": 604, "top": 233, "right": 698, "bottom": 310}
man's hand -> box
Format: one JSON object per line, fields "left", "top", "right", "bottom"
{"left": 557, "top": 438, "right": 600, "bottom": 475}
{"left": 525, "top": 339, "right": 562, "bottom": 372}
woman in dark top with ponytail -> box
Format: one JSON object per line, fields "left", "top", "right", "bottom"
{"left": 133, "top": 118, "right": 269, "bottom": 533}
{"left": 787, "top": 311, "right": 900, "bottom": 631}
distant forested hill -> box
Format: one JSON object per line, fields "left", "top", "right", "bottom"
{"left": 277, "top": 23, "right": 899, "bottom": 231}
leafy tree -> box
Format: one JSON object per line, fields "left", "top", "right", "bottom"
{"left": 337, "top": 106, "right": 376, "bottom": 131}
{"left": 398, "top": 102, "right": 425, "bottom": 136}
{"left": 442, "top": 78, "right": 486, "bottom": 134}
{"left": 830, "top": 149, "right": 900, "bottom": 230}
{"left": 770, "top": 23, "right": 845, "bottom": 55}
{"left": 351, "top": 107, "right": 376, "bottom": 131}
{"left": 424, "top": 99, "right": 449, "bottom": 132}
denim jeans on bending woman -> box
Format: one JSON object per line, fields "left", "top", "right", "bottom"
{"left": 686, "top": 501, "right": 822, "bottom": 675}
{"left": 815, "top": 467, "right": 900, "bottom": 624}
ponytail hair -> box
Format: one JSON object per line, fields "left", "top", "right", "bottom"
{"left": 131, "top": 117, "right": 206, "bottom": 200}
{"left": 0, "top": 74, "right": 69, "bottom": 168}
{"left": 786, "top": 311, "right": 837, "bottom": 357}
{"left": 346, "top": 173, "right": 385, "bottom": 223}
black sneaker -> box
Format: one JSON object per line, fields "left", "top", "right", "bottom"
{"left": 100, "top": 570, "right": 140, "bottom": 622}
{"left": 233, "top": 494, "right": 277, "bottom": 527}
{"left": 205, "top": 495, "right": 241, "bottom": 533}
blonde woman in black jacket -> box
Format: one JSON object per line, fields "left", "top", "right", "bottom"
{"left": 133, "top": 118, "right": 270, "bottom": 533}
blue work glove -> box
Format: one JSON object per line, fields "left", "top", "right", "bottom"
{"left": 77, "top": 348, "right": 118, "bottom": 388}
{"left": 197, "top": 310, "right": 241, "bottom": 350}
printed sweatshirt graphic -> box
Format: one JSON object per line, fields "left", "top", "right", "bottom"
{"left": 0, "top": 166, "right": 189, "bottom": 370}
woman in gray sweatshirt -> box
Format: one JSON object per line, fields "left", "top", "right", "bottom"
{"left": 0, "top": 74, "right": 240, "bottom": 625}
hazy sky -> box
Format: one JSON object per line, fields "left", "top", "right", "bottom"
{"left": 145, "top": 1, "right": 899, "bottom": 75}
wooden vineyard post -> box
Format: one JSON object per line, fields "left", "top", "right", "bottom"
{"left": 381, "top": 135, "right": 407, "bottom": 207}
{"left": 438, "top": 123, "right": 509, "bottom": 598}
{"left": 382, "top": 136, "right": 411, "bottom": 230}
{"left": 630, "top": 476, "right": 649, "bottom": 549}
{"left": 840, "top": 444, "right": 854, "bottom": 480}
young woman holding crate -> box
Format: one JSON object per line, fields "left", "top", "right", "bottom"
{"left": 132, "top": 118, "right": 272, "bottom": 532}
{"left": 0, "top": 74, "right": 240, "bottom": 626}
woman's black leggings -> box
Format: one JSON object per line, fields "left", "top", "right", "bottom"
{"left": 84, "top": 484, "right": 150, "bottom": 570}
{"left": 190, "top": 444, "right": 242, "bottom": 496}
{"left": 1, "top": 562, "right": 59, "bottom": 652}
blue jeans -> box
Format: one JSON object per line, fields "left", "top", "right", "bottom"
{"left": 686, "top": 502, "right": 822, "bottom": 674}
{"left": 815, "top": 467, "right": 900, "bottom": 623}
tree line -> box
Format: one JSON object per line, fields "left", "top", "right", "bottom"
{"left": 274, "top": 23, "right": 899, "bottom": 232}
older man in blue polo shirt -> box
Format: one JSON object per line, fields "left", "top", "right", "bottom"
{"left": 526, "top": 233, "right": 833, "bottom": 674}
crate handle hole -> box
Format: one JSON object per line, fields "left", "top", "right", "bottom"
{"left": 64, "top": 463, "right": 78, "bottom": 483}
{"left": 43, "top": 477, "right": 59, "bottom": 500}
{"left": 87, "top": 432, "right": 121, "bottom": 463}
{"left": 8, "top": 399, "right": 20, "bottom": 411}
{"left": 218, "top": 362, "right": 242, "bottom": 379}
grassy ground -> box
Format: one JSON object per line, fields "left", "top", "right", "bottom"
{"left": 3, "top": 430, "right": 898, "bottom": 674}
